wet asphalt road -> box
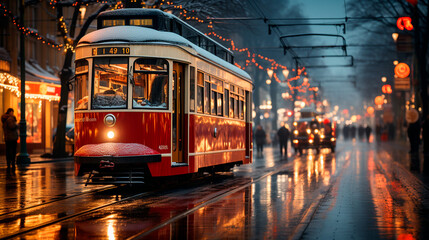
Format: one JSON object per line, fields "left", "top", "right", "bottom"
{"left": 1, "top": 140, "right": 429, "bottom": 239}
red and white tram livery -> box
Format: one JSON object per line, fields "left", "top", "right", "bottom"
{"left": 73, "top": 9, "right": 253, "bottom": 184}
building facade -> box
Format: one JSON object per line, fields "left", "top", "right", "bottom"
{"left": 0, "top": 1, "right": 74, "bottom": 154}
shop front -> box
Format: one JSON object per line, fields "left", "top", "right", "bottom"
{"left": 0, "top": 60, "right": 71, "bottom": 155}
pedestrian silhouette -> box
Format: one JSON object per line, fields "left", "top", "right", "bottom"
{"left": 358, "top": 125, "right": 365, "bottom": 140}
{"left": 2, "top": 108, "right": 18, "bottom": 170}
{"left": 254, "top": 125, "right": 266, "bottom": 157}
{"left": 277, "top": 123, "right": 290, "bottom": 158}
{"left": 407, "top": 117, "right": 420, "bottom": 155}
{"left": 365, "top": 125, "right": 372, "bottom": 142}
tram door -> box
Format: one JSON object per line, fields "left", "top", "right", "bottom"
{"left": 172, "top": 62, "right": 186, "bottom": 163}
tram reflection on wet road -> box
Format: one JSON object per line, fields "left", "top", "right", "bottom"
{"left": 1, "top": 140, "right": 429, "bottom": 239}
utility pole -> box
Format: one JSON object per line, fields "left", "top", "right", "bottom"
{"left": 16, "top": 0, "right": 30, "bottom": 164}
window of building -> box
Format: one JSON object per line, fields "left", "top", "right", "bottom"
{"left": 75, "top": 59, "right": 89, "bottom": 110}
{"left": 92, "top": 58, "right": 128, "bottom": 109}
{"left": 132, "top": 58, "right": 168, "bottom": 109}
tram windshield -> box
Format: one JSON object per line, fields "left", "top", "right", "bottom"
{"left": 92, "top": 58, "right": 128, "bottom": 109}
{"left": 132, "top": 58, "right": 168, "bottom": 109}
{"left": 75, "top": 59, "right": 89, "bottom": 110}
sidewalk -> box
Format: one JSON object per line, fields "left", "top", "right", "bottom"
{"left": 0, "top": 153, "right": 73, "bottom": 167}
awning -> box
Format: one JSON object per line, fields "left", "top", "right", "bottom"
{"left": 24, "top": 61, "right": 60, "bottom": 84}
{"left": 0, "top": 61, "right": 62, "bottom": 101}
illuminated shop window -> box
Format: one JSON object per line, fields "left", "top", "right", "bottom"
{"left": 18, "top": 99, "right": 42, "bottom": 143}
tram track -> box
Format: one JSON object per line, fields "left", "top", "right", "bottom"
{"left": 1, "top": 172, "right": 247, "bottom": 239}
{"left": 4, "top": 147, "right": 346, "bottom": 239}
{"left": 0, "top": 185, "right": 115, "bottom": 218}
{"left": 124, "top": 147, "right": 348, "bottom": 239}
{"left": 0, "top": 189, "right": 156, "bottom": 240}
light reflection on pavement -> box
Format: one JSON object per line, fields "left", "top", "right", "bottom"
{"left": 1, "top": 141, "right": 429, "bottom": 239}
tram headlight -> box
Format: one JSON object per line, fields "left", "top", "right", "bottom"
{"left": 107, "top": 131, "right": 115, "bottom": 139}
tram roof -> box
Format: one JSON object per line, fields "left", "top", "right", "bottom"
{"left": 78, "top": 26, "right": 251, "bottom": 81}
{"left": 97, "top": 8, "right": 232, "bottom": 54}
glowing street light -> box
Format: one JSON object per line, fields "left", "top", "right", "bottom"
{"left": 392, "top": 33, "right": 399, "bottom": 42}
{"left": 267, "top": 69, "right": 274, "bottom": 79}
{"left": 266, "top": 79, "right": 271, "bottom": 85}
{"left": 393, "top": 60, "right": 399, "bottom": 65}
{"left": 282, "top": 69, "right": 289, "bottom": 79}
{"left": 381, "top": 76, "right": 387, "bottom": 82}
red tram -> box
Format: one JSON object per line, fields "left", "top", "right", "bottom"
{"left": 73, "top": 8, "right": 253, "bottom": 184}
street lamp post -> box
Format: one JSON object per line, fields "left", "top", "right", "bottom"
{"left": 16, "top": 0, "right": 30, "bottom": 164}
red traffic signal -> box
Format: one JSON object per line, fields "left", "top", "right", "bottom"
{"left": 382, "top": 84, "right": 392, "bottom": 94}
{"left": 397, "top": 17, "right": 413, "bottom": 31}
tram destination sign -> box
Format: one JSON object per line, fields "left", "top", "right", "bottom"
{"left": 92, "top": 47, "right": 130, "bottom": 56}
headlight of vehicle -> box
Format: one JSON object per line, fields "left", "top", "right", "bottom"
{"left": 107, "top": 131, "right": 115, "bottom": 139}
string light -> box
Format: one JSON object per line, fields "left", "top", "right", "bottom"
{"left": 162, "top": 0, "right": 316, "bottom": 96}
{"left": 0, "top": 73, "right": 60, "bottom": 101}
{"left": 0, "top": 3, "right": 63, "bottom": 50}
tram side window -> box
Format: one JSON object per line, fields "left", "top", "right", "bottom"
{"left": 230, "top": 95, "right": 235, "bottom": 118}
{"left": 217, "top": 93, "right": 223, "bottom": 116}
{"left": 130, "top": 18, "right": 153, "bottom": 27}
{"left": 240, "top": 97, "right": 244, "bottom": 120}
{"left": 171, "top": 19, "right": 182, "bottom": 35}
{"left": 211, "top": 90, "right": 217, "bottom": 115}
{"left": 190, "top": 67, "right": 196, "bottom": 112}
{"left": 132, "top": 58, "right": 168, "bottom": 109}
{"left": 234, "top": 96, "right": 239, "bottom": 119}
{"left": 204, "top": 81, "right": 210, "bottom": 114}
{"left": 224, "top": 89, "right": 229, "bottom": 117}
{"left": 92, "top": 58, "right": 128, "bottom": 109}
{"left": 197, "top": 72, "right": 204, "bottom": 113}
{"left": 75, "top": 59, "right": 89, "bottom": 110}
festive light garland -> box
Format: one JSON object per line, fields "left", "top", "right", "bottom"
{"left": 160, "top": 0, "right": 319, "bottom": 97}
{"left": 0, "top": 3, "right": 64, "bottom": 51}
{"left": 0, "top": 73, "right": 60, "bottom": 101}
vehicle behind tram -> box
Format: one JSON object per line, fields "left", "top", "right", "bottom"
{"left": 73, "top": 8, "right": 253, "bottom": 184}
